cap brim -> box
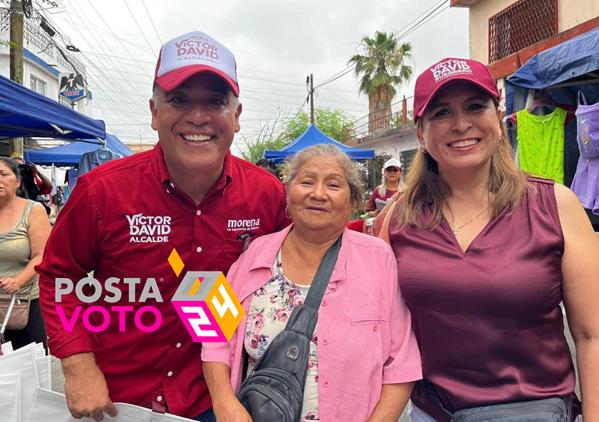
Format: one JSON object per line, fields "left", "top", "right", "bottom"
{"left": 415, "top": 76, "right": 499, "bottom": 120}
{"left": 155, "top": 65, "right": 239, "bottom": 96}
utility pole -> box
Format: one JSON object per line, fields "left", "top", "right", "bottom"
{"left": 306, "top": 74, "right": 314, "bottom": 125}
{"left": 9, "top": 0, "right": 24, "bottom": 158}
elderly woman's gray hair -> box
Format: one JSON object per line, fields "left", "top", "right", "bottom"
{"left": 283, "top": 144, "right": 364, "bottom": 209}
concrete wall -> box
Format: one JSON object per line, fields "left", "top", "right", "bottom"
{"left": 352, "top": 127, "right": 419, "bottom": 160}
{"left": 467, "top": 0, "right": 599, "bottom": 63}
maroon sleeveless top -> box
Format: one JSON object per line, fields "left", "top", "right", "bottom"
{"left": 390, "top": 178, "right": 576, "bottom": 420}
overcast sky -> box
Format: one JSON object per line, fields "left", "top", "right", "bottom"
{"left": 42, "top": 0, "right": 469, "bottom": 155}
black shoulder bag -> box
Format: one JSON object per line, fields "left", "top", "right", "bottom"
{"left": 237, "top": 236, "right": 342, "bottom": 422}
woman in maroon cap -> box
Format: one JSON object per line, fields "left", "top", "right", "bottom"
{"left": 378, "top": 58, "right": 598, "bottom": 421}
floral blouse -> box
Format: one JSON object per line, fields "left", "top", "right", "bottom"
{"left": 243, "top": 249, "right": 320, "bottom": 421}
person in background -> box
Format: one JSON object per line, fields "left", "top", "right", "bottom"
{"left": 36, "top": 31, "right": 289, "bottom": 421}
{"left": 203, "top": 144, "right": 422, "bottom": 422}
{"left": 365, "top": 157, "right": 405, "bottom": 217}
{"left": 379, "top": 57, "right": 599, "bottom": 421}
{"left": 0, "top": 157, "right": 51, "bottom": 350}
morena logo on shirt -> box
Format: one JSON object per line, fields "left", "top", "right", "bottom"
{"left": 227, "top": 218, "right": 261, "bottom": 232}
{"left": 53, "top": 248, "right": 244, "bottom": 342}
{"left": 126, "top": 213, "right": 171, "bottom": 243}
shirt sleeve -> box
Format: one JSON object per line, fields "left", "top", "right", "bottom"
{"left": 365, "top": 187, "right": 379, "bottom": 212}
{"left": 36, "top": 175, "right": 101, "bottom": 359}
{"left": 273, "top": 180, "right": 291, "bottom": 231}
{"left": 382, "top": 250, "right": 423, "bottom": 384}
{"left": 201, "top": 255, "right": 246, "bottom": 366}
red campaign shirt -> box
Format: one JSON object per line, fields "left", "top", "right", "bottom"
{"left": 37, "top": 143, "right": 289, "bottom": 418}
{"left": 365, "top": 186, "right": 397, "bottom": 211}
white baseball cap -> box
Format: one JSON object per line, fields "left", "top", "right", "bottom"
{"left": 383, "top": 158, "right": 402, "bottom": 171}
{"left": 153, "top": 31, "right": 239, "bottom": 96}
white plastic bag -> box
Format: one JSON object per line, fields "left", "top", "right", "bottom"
{"left": 27, "top": 389, "right": 197, "bottom": 422}
{"left": 0, "top": 373, "right": 21, "bottom": 422}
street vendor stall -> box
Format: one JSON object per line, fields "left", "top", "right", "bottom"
{"left": 505, "top": 26, "right": 599, "bottom": 228}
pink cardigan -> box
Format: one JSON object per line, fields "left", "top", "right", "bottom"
{"left": 202, "top": 225, "right": 422, "bottom": 421}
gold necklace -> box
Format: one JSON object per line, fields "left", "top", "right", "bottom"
{"left": 450, "top": 207, "right": 489, "bottom": 235}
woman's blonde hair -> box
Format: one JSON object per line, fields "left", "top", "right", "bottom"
{"left": 395, "top": 115, "right": 529, "bottom": 229}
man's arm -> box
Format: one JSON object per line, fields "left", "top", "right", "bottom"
{"left": 36, "top": 175, "right": 116, "bottom": 420}
{"left": 62, "top": 353, "right": 117, "bottom": 420}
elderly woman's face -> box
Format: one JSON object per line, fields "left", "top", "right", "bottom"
{"left": 417, "top": 81, "right": 501, "bottom": 174}
{"left": 0, "top": 161, "right": 19, "bottom": 199}
{"left": 287, "top": 156, "right": 352, "bottom": 234}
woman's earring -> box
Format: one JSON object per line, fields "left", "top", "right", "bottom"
{"left": 419, "top": 145, "right": 427, "bottom": 154}
{"left": 285, "top": 205, "right": 291, "bottom": 219}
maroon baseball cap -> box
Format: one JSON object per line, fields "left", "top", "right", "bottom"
{"left": 413, "top": 57, "right": 499, "bottom": 120}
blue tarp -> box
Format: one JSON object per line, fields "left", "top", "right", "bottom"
{"left": 506, "top": 27, "right": 599, "bottom": 116}
{"left": 263, "top": 124, "right": 375, "bottom": 162}
{"left": 0, "top": 74, "right": 106, "bottom": 140}
{"left": 25, "top": 133, "right": 133, "bottom": 166}
{"left": 504, "top": 25, "right": 599, "bottom": 203}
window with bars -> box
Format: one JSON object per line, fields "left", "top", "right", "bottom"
{"left": 489, "top": 0, "right": 558, "bottom": 63}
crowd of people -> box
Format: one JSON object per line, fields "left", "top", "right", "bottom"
{"left": 0, "top": 29, "right": 597, "bottom": 422}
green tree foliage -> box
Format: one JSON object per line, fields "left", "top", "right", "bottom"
{"left": 240, "top": 108, "right": 356, "bottom": 163}
{"left": 349, "top": 31, "right": 412, "bottom": 132}
{"left": 280, "top": 108, "right": 356, "bottom": 143}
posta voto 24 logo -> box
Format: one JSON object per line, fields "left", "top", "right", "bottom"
{"left": 54, "top": 248, "right": 245, "bottom": 342}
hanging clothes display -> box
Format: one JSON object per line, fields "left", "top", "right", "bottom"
{"left": 516, "top": 107, "right": 567, "bottom": 184}
{"left": 571, "top": 92, "right": 599, "bottom": 215}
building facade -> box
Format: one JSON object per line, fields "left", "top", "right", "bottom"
{"left": 0, "top": 7, "right": 91, "bottom": 114}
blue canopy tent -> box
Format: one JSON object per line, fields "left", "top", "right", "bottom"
{"left": 263, "top": 124, "right": 375, "bottom": 162}
{"left": 24, "top": 133, "right": 133, "bottom": 166}
{"left": 0, "top": 73, "right": 106, "bottom": 140}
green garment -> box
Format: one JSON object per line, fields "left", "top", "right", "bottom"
{"left": 516, "top": 107, "right": 566, "bottom": 184}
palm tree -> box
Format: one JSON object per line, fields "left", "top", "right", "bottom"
{"left": 349, "top": 31, "right": 412, "bottom": 134}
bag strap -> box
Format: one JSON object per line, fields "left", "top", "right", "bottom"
{"left": 578, "top": 90, "right": 588, "bottom": 106}
{"left": 303, "top": 235, "right": 342, "bottom": 310}
{"left": 283, "top": 235, "right": 342, "bottom": 337}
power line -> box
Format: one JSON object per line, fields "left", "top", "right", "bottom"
{"left": 140, "top": 0, "right": 162, "bottom": 45}
{"left": 314, "top": 0, "right": 450, "bottom": 91}
{"left": 120, "top": 0, "right": 158, "bottom": 54}
{"left": 84, "top": 0, "right": 154, "bottom": 80}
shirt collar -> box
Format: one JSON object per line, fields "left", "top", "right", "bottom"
{"left": 248, "top": 224, "right": 350, "bottom": 284}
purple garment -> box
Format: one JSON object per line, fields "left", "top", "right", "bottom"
{"left": 571, "top": 92, "right": 599, "bottom": 214}
{"left": 390, "top": 178, "right": 576, "bottom": 422}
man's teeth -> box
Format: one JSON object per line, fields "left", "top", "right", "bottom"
{"left": 183, "top": 134, "right": 212, "bottom": 142}
{"left": 450, "top": 139, "right": 478, "bottom": 148}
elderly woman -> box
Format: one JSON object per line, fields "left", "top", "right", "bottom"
{"left": 203, "top": 144, "right": 421, "bottom": 422}
{"left": 379, "top": 58, "right": 599, "bottom": 420}
{"left": 0, "top": 157, "right": 51, "bottom": 349}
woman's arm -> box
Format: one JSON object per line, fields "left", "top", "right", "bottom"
{"left": 367, "top": 383, "right": 413, "bottom": 422}
{"left": 203, "top": 362, "right": 252, "bottom": 422}
{"left": 555, "top": 184, "right": 599, "bottom": 421}
{"left": 2, "top": 203, "right": 51, "bottom": 292}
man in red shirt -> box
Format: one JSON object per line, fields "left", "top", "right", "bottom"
{"left": 37, "top": 31, "right": 289, "bottom": 421}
